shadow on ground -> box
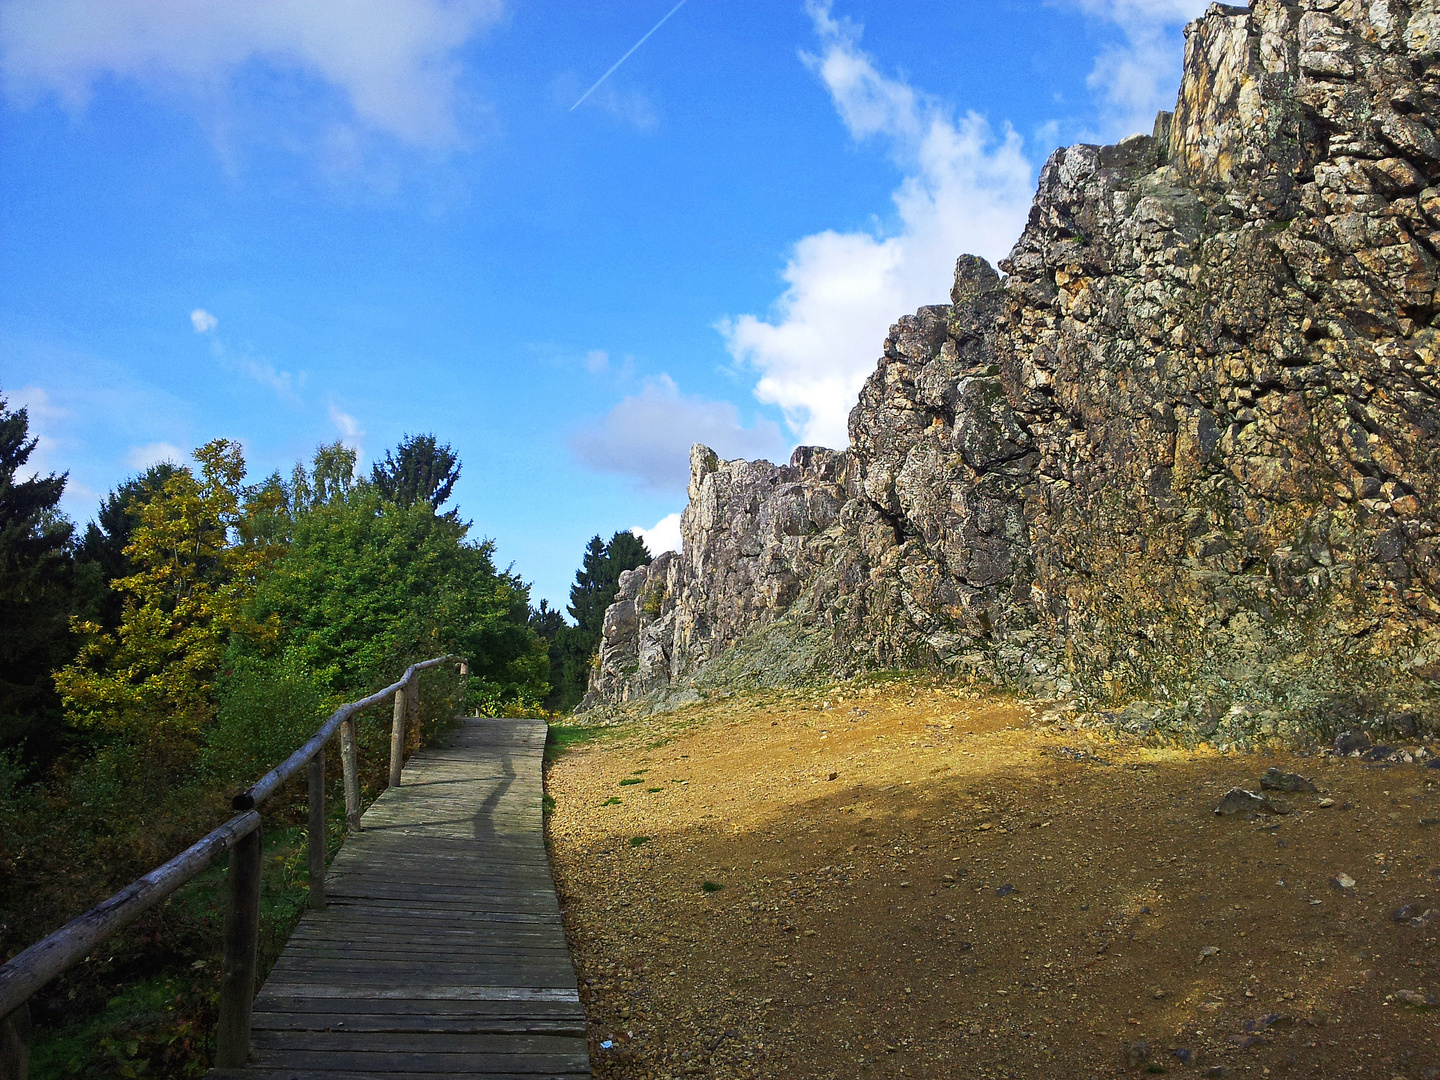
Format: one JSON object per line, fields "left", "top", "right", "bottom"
{"left": 546, "top": 680, "right": 1440, "bottom": 1080}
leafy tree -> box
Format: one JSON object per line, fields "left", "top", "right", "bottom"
{"left": 248, "top": 482, "right": 547, "bottom": 712}
{"left": 55, "top": 440, "right": 280, "bottom": 757}
{"left": 370, "top": 434, "right": 461, "bottom": 516}
{"left": 0, "top": 395, "right": 77, "bottom": 764}
{"left": 293, "top": 441, "right": 359, "bottom": 512}
{"left": 74, "top": 462, "right": 179, "bottom": 631}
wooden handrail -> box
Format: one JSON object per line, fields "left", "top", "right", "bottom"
{"left": 0, "top": 654, "right": 469, "bottom": 1076}
{"left": 0, "top": 810, "right": 261, "bottom": 1020}
{"left": 233, "top": 655, "right": 460, "bottom": 811}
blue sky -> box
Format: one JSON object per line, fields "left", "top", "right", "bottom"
{"left": 0, "top": 0, "right": 1206, "bottom": 613}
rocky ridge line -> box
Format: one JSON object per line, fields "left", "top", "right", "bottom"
{"left": 583, "top": 0, "right": 1440, "bottom": 742}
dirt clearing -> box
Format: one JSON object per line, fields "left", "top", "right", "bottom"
{"left": 545, "top": 679, "right": 1440, "bottom": 1079}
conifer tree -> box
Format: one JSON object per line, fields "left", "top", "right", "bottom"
{"left": 371, "top": 434, "right": 460, "bottom": 516}
{"left": 566, "top": 534, "right": 611, "bottom": 637}
{"left": 535, "top": 530, "right": 652, "bottom": 711}
{"left": 0, "top": 395, "right": 76, "bottom": 762}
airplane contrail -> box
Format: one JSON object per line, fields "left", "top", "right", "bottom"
{"left": 571, "top": 0, "right": 689, "bottom": 112}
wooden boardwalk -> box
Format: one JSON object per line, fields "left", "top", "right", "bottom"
{"left": 210, "top": 717, "right": 590, "bottom": 1080}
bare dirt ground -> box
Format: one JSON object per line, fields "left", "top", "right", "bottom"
{"left": 544, "top": 677, "right": 1440, "bottom": 1080}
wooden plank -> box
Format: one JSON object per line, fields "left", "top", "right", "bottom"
{"left": 251, "top": 1014, "right": 584, "bottom": 1036}
{"left": 246, "top": 1049, "right": 589, "bottom": 1073}
{"left": 251, "top": 1032, "right": 583, "bottom": 1054}
{"left": 253, "top": 999, "right": 583, "bottom": 1018}
{"left": 208, "top": 717, "right": 589, "bottom": 1078}
{"left": 212, "top": 1071, "right": 588, "bottom": 1080}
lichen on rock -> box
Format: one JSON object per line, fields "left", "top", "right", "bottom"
{"left": 582, "top": 0, "right": 1440, "bottom": 739}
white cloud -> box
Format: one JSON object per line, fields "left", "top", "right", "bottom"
{"left": 552, "top": 71, "right": 657, "bottom": 133}
{"left": 125, "top": 441, "right": 185, "bottom": 470}
{"left": 0, "top": 0, "right": 504, "bottom": 149}
{"left": 1058, "top": 0, "right": 1209, "bottom": 141}
{"left": 719, "top": 2, "right": 1035, "bottom": 450}
{"left": 237, "top": 354, "right": 297, "bottom": 399}
{"left": 328, "top": 404, "right": 364, "bottom": 460}
{"left": 193, "top": 319, "right": 301, "bottom": 402}
{"left": 570, "top": 374, "right": 787, "bottom": 493}
{"left": 7, "top": 384, "right": 71, "bottom": 480}
{"left": 583, "top": 349, "right": 611, "bottom": 374}
{"left": 633, "top": 512, "right": 682, "bottom": 556}
{"left": 589, "top": 83, "right": 658, "bottom": 132}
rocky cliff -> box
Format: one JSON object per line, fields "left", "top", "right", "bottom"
{"left": 583, "top": 0, "right": 1440, "bottom": 741}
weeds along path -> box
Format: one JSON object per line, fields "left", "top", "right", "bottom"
{"left": 545, "top": 679, "right": 1440, "bottom": 1080}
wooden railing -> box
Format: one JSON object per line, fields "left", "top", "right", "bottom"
{"left": 0, "top": 655, "right": 468, "bottom": 1079}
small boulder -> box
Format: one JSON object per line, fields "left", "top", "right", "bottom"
{"left": 1260, "top": 767, "right": 1317, "bottom": 793}
{"left": 1331, "top": 872, "right": 1356, "bottom": 890}
{"left": 1387, "top": 989, "right": 1438, "bottom": 1009}
{"left": 1214, "top": 788, "right": 1289, "bottom": 815}
{"left": 1334, "top": 730, "right": 1371, "bottom": 756}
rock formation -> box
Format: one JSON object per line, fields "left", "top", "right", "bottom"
{"left": 583, "top": 0, "right": 1440, "bottom": 740}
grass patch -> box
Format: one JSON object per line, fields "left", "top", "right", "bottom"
{"left": 629, "top": 835, "right": 650, "bottom": 847}
{"left": 602, "top": 796, "right": 622, "bottom": 806}
{"left": 542, "top": 793, "right": 555, "bottom": 814}
{"left": 646, "top": 787, "right": 662, "bottom": 793}
{"left": 618, "top": 778, "right": 642, "bottom": 786}
{"left": 701, "top": 881, "right": 723, "bottom": 893}
{"left": 543, "top": 722, "right": 611, "bottom": 766}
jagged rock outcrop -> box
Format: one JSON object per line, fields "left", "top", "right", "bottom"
{"left": 583, "top": 0, "right": 1440, "bottom": 738}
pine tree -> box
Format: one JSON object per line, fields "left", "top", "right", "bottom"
{"left": 604, "top": 531, "right": 650, "bottom": 585}
{"left": 538, "top": 530, "right": 652, "bottom": 711}
{"left": 566, "top": 535, "right": 611, "bottom": 638}
{"left": 0, "top": 394, "right": 77, "bottom": 764}
{"left": 371, "top": 434, "right": 460, "bottom": 516}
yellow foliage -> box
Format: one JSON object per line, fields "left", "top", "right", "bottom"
{"left": 56, "top": 439, "right": 281, "bottom": 743}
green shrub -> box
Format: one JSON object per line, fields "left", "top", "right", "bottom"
{"left": 202, "top": 651, "right": 331, "bottom": 789}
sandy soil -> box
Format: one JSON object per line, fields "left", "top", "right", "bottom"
{"left": 544, "top": 678, "right": 1440, "bottom": 1079}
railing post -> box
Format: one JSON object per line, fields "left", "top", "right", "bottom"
{"left": 388, "top": 684, "right": 407, "bottom": 787}
{"left": 307, "top": 749, "right": 325, "bottom": 909}
{"left": 215, "top": 824, "right": 262, "bottom": 1068}
{"left": 458, "top": 659, "right": 471, "bottom": 716}
{"left": 406, "top": 675, "right": 421, "bottom": 755}
{"left": 0, "top": 1001, "right": 30, "bottom": 1080}
{"left": 339, "top": 717, "right": 361, "bottom": 832}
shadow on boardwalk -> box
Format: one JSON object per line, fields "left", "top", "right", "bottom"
{"left": 210, "top": 717, "right": 590, "bottom": 1079}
